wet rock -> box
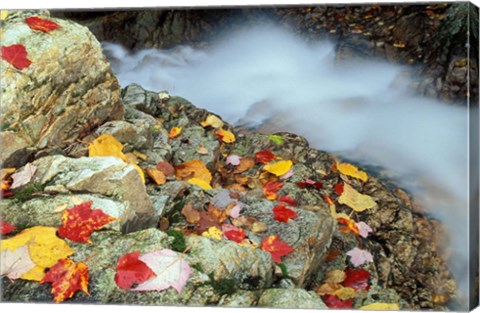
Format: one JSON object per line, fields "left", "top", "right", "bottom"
{"left": 0, "top": 10, "right": 123, "bottom": 167}
{"left": 258, "top": 288, "right": 327, "bottom": 309}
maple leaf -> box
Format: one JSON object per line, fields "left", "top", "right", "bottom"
{"left": 156, "top": 161, "right": 175, "bottom": 177}
{"left": 255, "top": 150, "right": 277, "bottom": 164}
{"left": 338, "top": 183, "right": 376, "bottom": 212}
{"left": 1, "top": 44, "right": 32, "bottom": 70}
{"left": 337, "top": 217, "right": 360, "bottom": 236}
{"left": 197, "top": 205, "right": 228, "bottom": 233}
{"left": 1, "top": 245, "right": 36, "bottom": 279}
{"left": 0, "top": 221, "right": 16, "bottom": 235}
{"left": 200, "top": 114, "right": 224, "bottom": 128}
{"left": 226, "top": 154, "right": 241, "bottom": 166}
{"left": 263, "top": 181, "right": 284, "bottom": 200}
{"left": 114, "top": 251, "right": 156, "bottom": 290}
{"left": 321, "top": 294, "right": 353, "bottom": 309}
{"left": 360, "top": 302, "right": 400, "bottom": 310}
{"left": 336, "top": 162, "right": 368, "bottom": 182}
{"left": 222, "top": 224, "right": 246, "bottom": 243}
{"left": 346, "top": 247, "right": 374, "bottom": 267}
{"left": 211, "top": 189, "right": 236, "bottom": 209}
{"left": 273, "top": 205, "right": 298, "bottom": 223}
{"left": 1, "top": 226, "right": 73, "bottom": 281}
{"left": 296, "top": 178, "right": 323, "bottom": 190}
{"left": 10, "top": 163, "right": 37, "bottom": 189}
{"left": 334, "top": 183, "right": 344, "bottom": 196}
{"left": 215, "top": 128, "right": 236, "bottom": 143}
{"left": 176, "top": 159, "right": 212, "bottom": 184}
{"left": 356, "top": 221, "right": 373, "bottom": 238}
{"left": 168, "top": 127, "right": 182, "bottom": 139}
{"left": 343, "top": 268, "right": 371, "bottom": 291}
{"left": 41, "top": 258, "right": 89, "bottom": 303}
{"left": 145, "top": 168, "right": 166, "bottom": 185}
{"left": 25, "top": 16, "right": 60, "bottom": 33}
{"left": 58, "top": 201, "right": 116, "bottom": 243}
{"left": 260, "top": 235, "right": 294, "bottom": 263}
{"left": 131, "top": 249, "right": 191, "bottom": 293}
{"left": 278, "top": 195, "right": 298, "bottom": 207}
{"left": 228, "top": 203, "right": 243, "bottom": 218}
{"left": 263, "top": 160, "right": 293, "bottom": 177}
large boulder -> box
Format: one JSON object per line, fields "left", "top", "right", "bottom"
{"left": 0, "top": 11, "right": 124, "bottom": 168}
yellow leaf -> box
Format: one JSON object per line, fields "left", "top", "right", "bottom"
{"left": 360, "top": 302, "right": 400, "bottom": 310}
{"left": 1, "top": 168, "right": 15, "bottom": 180}
{"left": 200, "top": 114, "right": 224, "bottom": 129}
{"left": 215, "top": 128, "right": 236, "bottom": 143}
{"left": 0, "top": 10, "right": 8, "bottom": 21}
{"left": 176, "top": 159, "right": 212, "bottom": 184}
{"left": 263, "top": 160, "right": 293, "bottom": 177}
{"left": 188, "top": 178, "right": 212, "bottom": 190}
{"left": 334, "top": 287, "right": 356, "bottom": 300}
{"left": 168, "top": 127, "right": 182, "bottom": 139}
{"left": 124, "top": 152, "right": 139, "bottom": 164}
{"left": 133, "top": 150, "right": 148, "bottom": 161}
{"left": 324, "top": 269, "right": 346, "bottom": 284}
{"left": 88, "top": 134, "right": 127, "bottom": 162}
{"left": 201, "top": 226, "right": 222, "bottom": 240}
{"left": 338, "top": 183, "right": 376, "bottom": 212}
{"left": 145, "top": 168, "right": 166, "bottom": 185}
{"left": 1, "top": 226, "right": 73, "bottom": 281}
{"left": 336, "top": 162, "right": 368, "bottom": 182}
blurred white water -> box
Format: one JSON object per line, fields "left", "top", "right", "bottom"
{"left": 102, "top": 25, "right": 471, "bottom": 304}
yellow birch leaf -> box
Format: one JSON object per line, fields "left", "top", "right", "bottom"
{"left": 145, "top": 168, "right": 166, "bottom": 185}
{"left": 334, "top": 287, "right": 356, "bottom": 300}
{"left": 1, "top": 226, "right": 73, "bottom": 281}
{"left": 336, "top": 162, "right": 368, "bottom": 182}
{"left": 201, "top": 226, "right": 222, "bottom": 240}
{"left": 188, "top": 178, "right": 212, "bottom": 190}
{"left": 88, "top": 134, "right": 127, "bottom": 162}
{"left": 200, "top": 114, "right": 224, "bottom": 129}
{"left": 215, "top": 128, "right": 236, "bottom": 143}
{"left": 360, "top": 303, "right": 400, "bottom": 310}
{"left": 0, "top": 10, "right": 8, "bottom": 20}
{"left": 176, "top": 159, "right": 212, "bottom": 184}
{"left": 338, "top": 183, "right": 376, "bottom": 212}
{"left": 133, "top": 150, "right": 147, "bottom": 161}
{"left": 168, "top": 127, "right": 182, "bottom": 139}
{"left": 263, "top": 160, "right": 293, "bottom": 177}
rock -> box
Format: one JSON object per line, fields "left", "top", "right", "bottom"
{"left": 29, "top": 155, "right": 157, "bottom": 232}
{"left": 257, "top": 288, "right": 327, "bottom": 309}
{"left": 95, "top": 119, "right": 152, "bottom": 151}
{"left": 218, "top": 290, "right": 259, "bottom": 307}
{"left": 0, "top": 11, "right": 123, "bottom": 168}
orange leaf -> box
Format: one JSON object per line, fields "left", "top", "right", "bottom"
{"left": 260, "top": 235, "right": 294, "bottom": 263}
{"left": 168, "top": 127, "right": 182, "bottom": 139}
{"left": 156, "top": 161, "right": 175, "bottom": 177}
{"left": 337, "top": 217, "right": 360, "bottom": 236}
{"left": 1, "top": 44, "right": 32, "bottom": 70}
{"left": 58, "top": 201, "right": 115, "bottom": 243}
{"left": 255, "top": 150, "right": 277, "bottom": 164}
{"left": 263, "top": 180, "right": 284, "bottom": 200}
{"left": 25, "top": 16, "right": 60, "bottom": 33}
{"left": 234, "top": 157, "right": 255, "bottom": 174}
{"left": 145, "top": 168, "right": 166, "bottom": 185}
{"left": 181, "top": 204, "right": 201, "bottom": 224}
{"left": 215, "top": 128, "right": 236, "bottom": 143}
{"left": 41, "top": 258, "right": 89, "bottom": 303}
{"left": 175, "top": 159, "right": 212, "bottom": 184}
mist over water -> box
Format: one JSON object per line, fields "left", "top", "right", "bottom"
{"left": 103, "top": 25, "right": 471, "bottom": 303}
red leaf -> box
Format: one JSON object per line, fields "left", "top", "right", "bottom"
{"left": 1, "top": 44, "right": 32, "bottom": 70}
{"left": 343, "top": 268, "right": 370, "bottom": 291}
{"left": 334, "top": 183, "right": 344, "bottom": 196}
{"left": 296, "top": 178, "right": 322, "bottom": 190}
{"left": 25, "top": 16, "right": 60, "bottom": 33}
{"left": 57, "top": 201, "right": 115, "bottom": 243}
{"left": 255, "top": 150, "right": 277, "bottom": 164}
{"left": 222, "top": 225, "right": 246, "bottom": 243}
{"left": 156, "top": 161, "right": 175, "bottom": 177}
{"left": 260, "top": 235, "right": 294, "bottom": 263}
{"left": 0, "top": 221, "right": 16, "bottom": 235}
{"left": 114, "top": 251, "right": 156, "bottom": 290}
{"left": 263, "top": 181, "right": 284, "bottom": 200}
{"left": 278, "top": 195, "right": 298, "bottom": 207}
{"left": 337, "top": 217, "right": 360, "bottom": 236}
{"left": 321, "top": 294, "right": 353, "bottom": 309}
{"left": 273, "top": 205, "right": 298, "bottom": 223}
{"left": 41, "top": 258, "right": 89, "bottom": 303}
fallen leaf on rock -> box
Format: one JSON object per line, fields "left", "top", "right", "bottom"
{"left": 260, "top": 235, "right": 294, "bottom": 263}
{"left": 215, "top": 128, "right": 236, "bottom": 143}
{"left": 200, "top": 114, "right": 224, "bottom": 128}
{"left": 41, "top": 258, "right": 89, "bottom": 303}
{"left": 58, "top": 201, "right": 115, "bottom": 243}
{"left": 356, "top": 221, "right": 373, "bottom": 238}
{"left": 255, "top": 150, "right": 277, "bottom": 164}
{"left": 176, "top": 159, "right": 212, "bottom": 184}
{"left": 1, "top": 44, "right": 32, "bottom": 70}
{"left": 226, "top": 154, "right": 241, "bottom": 166}
{"left": 268, "top": 134, "right": 284, "bottom": 145}
{"left": 10, "top": 163, "right": 37, "bottom": 189}
{"left": 321, "top": 294, "right": 353, "bottom": 309}
{"left": 296, "top": 178, "right": 322, "bottom": 190}
{"left": 324, "top": 269, "right": 346, "bottom": 284}
{"left": 0, "top": 221, "right": 16, "bottom": 235}
{"left": 338, "top": 183, "right": 376, "bottom": 212}
{"left": 334, "top": 286, "right": 356, "bottom": 300}
{"left": 346, "top": 248, "right": 374, "bottom": 267}
{"left": 70, "top": 195, "right": 85, "bottom": 205}
{"left": 196, "top": 145, "right": 209, "bottom": 155}
{"left": 53, "top": 203, "right": 68, "bottom": 213}
{"left": 228, "top": 203, "right": 243, "bottom": 218}
{"left": 201, "top": 226, "right": 223, "bottom": 240}
{"left": 234, "top": 157, "right": 255, "bottom": 174}
{"left": 222, "top": 224, "right": 246, "bottom": 243}
{"left": 325, "top": 249, "right": 341, "bottom": 262}
{"left": 197, "top": 206, "right": 228, "bottom": 233}
{"left": 278, "top": 195, "right": 298, "bottom": 207}
{"left": 114, "top": 251, "right": 156, "bottom": 290}
{"left": 263, "top": 160, "right": 293, "bottom": 177}
{"left": 334, "top": 183, "right": 344, "bottom": 196}
{"left": 132, "top": 249, "right": 191, "bottom": 293}
{"left": 25, "top": 16, "right": 60, "bottom": 33}
{"left": 263, "top": 180, "right": 284, "bottom": 200}
{"left": 88, "top": 134, "right": 127, "bottom": 161}
{"left": 0, "top": 10, "right": 8, "bottom": 20}
{"left": 279, "top": 169, "right": 294, "bottom": 180}
{"left": 337, "top": 217, "right": 360, "bottom": 236}
{"left": 273, "top": 205, "right": 298, "bottom": 223}
{"left": 211, "top": 190, "right": 235, "bottom": 209}
{"left": 336, "top": 162, "right": 368, "bottom": 182}
{"left": 360, "top": 302, "right": 400, "bottom": 310}
{"left": 156, "top": 161, "right": 175, "bottom": 177}
{"left": 188, "top": 178, "right": 212, "bottom": 190}
{"left": 181, "top": 204, "right": 201, "bottom": 224}
{"left": 343, "top": 268, "right": 371, "bottom": 291}
{"left": 315, "top": 282, "right": 343, "bottom": 296}
{"left": 133, "top": 150, "right": 147, "bottom": 161}
{"left": 1, "top": 226, "right": 73, "bottom": 281}
{"left": 145, "top": 168, "right": 166, "bottom": 185}
{"left": 168, "top": 127, "right": 182, "bottom": 139}
{"left": 1, "top": 244, "right": 36, "bottom": 279}
{"left": 232, "top": 216, "right": 268, "bottom": 233}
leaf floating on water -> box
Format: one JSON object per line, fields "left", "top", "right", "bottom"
{"left": 338, "top": 183, "right": 376, "bottom": 212}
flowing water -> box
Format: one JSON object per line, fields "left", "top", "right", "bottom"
{"left": 102, "top": 25, "right": 473, "bottom": 305}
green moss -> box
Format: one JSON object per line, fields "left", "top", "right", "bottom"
{"left": 11, "top": 184, "right": 45, "bottom": 202}
{"left": 166, "top": 229, "right": 187, "bottom": 253}
{"left": 208, "top": 273, "right": 237, "bottom": 296}
{"left": 278, "top": 263, "right": 290, "bottom": 279}
{"left": 190, "top": 263, "right": 204, "bottom": 273}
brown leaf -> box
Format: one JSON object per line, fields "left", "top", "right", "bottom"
{"left": 181, "top": 204, "right": 201, "bottom": 224}
{"left": 145, "top": 168, "right": 166, "bottom": 185}
{"left": 156, "top": 161, "right": 175, "bottom": 177}
{"left": 234, "top": 157, "right": 255, "bottom": 174}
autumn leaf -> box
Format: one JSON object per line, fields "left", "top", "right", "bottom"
{"left": 0, "top": 10, "right": 8, "bottom": 20}
{"left": 1, "top": 226, "right": 73, "bottom": 281}
{"left": 321, "top": 294, "right": 353, "bottom": 309}
{"left": 273, "top": 205, "right": 298, "bottom": 223}
{"left": 343, "top": 268, "right": 371, "bottom": 291}
{"left": 338, "top": 183, "right": 376, "bottom": 212}
{"left": 156, "top": 161, "right": 175, "bottom": 177}
{"left": 41, "top": 258, "right": 89, "bottom": 303}
{"left": 232, "top": 216, "right": 268, "bottom": 234}
{"left": 215, "top": 128, "right": 236, "bottom": 143}
{"left": 360, "top": 302, "right": 400, "bottom": 310}
{"left": 58, "top": 201, "right": 116, "bottom": 243}
{"left": 334, "top": 287, "right": 356, "bottom": 300}
{"left": 260, "top": 235, "right": 294, "bottom": 263}
{"left": 334, "top": 183, "right": 344, "bottom": 196}
{"left": 10, "top": 163, "right": 37, "bottom": 189}
{"left": 228, "top": 203, "right": 243, "bottom": 218}
{"left": 25, "top": 16, "right": 60, "bottom": 33}
{"left": 0, "top": 221, "right": 16, "bottom": 235}
{"left": 200, "top": 114, "right": 224, "bottom": 128}
{"left": 131, "top": 249, "right": 191, "bottom": 293}
{"left": 1, "top": 245, "right": 36, "bottom": 279}
{"left": 188, "top": 178, "right": 212, "bottom": 190}
{"left": 337, "top": 217, "right": 360, "bottom": 236}
{"left": 296, "top": 178, "right": 323, "bottom": 190}
{"left": 324, "top": 269, "right": 346, "bottom": 284}
{"left": 168, "top": 127, "right": 182, "bottom": 139}
{"left": 234, "top": 157, "right": 255, "bottom": 174}
{"left": 201, "top": 226, "right": 223, "bottom": 240}
{"left": 145, "top": 168, "right": 166, "bottom": 185}
{"left": 263, "top": 180, "right": 284, "bottom": 200}
{"left": 278, "top": 195, "right": 298, "bottom": 207}
{"left": 176, "top": 159, "right": 212, "bottom": 184}
{"left": 255, "top": 150, "right": 277, "bottom": 164}
{"left": 1, "top": 44, "right": 32, "bottom": 70}
{"left": 222, "top": 224, "right": 246, "bottom": 243}
{"left": 226, "top": 154, "right": 241, "bottom": 166}
{"left": 279, "top": 169, "right": 294, "bottom": 180}
{"left": 181, "top": 204, "right": 201, "bottom": 224}
{"left": 356, "top": 221, "right": 373, "bottom": 238}
{"left": 263, "top": 160, "right": 293, "bottom": 177}
{"left": 197, "top": 205, "right": 228, "bottom": 234}
{"left": 336, "top": 162, "right": 368, "bottom": 182}
{"left": 346, "top": 247, "right": 374, "bottom": 267}
{"left": 268, "top": 134, "right": 284, "bottom": 145}
{"left": 114, "top": 251, "right": 156, "bottom": 290}
{"left": 315, "top": 282, "right": 343, "bottom": 296}
{"left": 88, "top": 134, "right": 127, "bottom": 161}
